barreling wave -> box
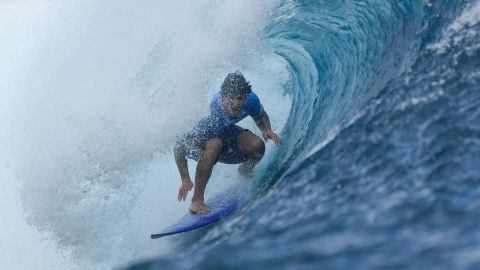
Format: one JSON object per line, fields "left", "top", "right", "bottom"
{"left": 128, "top": 0, "right": 479, "bottom": 269}
{"left": 255, "top": 0, "right": 433, "bottom": 193}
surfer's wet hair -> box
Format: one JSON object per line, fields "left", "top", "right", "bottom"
{"left": 221, "top": 71, "right": 252, "bottom": 98}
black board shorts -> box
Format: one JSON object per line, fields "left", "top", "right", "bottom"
{"left": 185, "top": 125, "right": 249, "bottom": 164}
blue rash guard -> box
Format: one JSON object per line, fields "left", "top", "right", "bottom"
{"left": 180, "top": 92, "right": 264, "bottom": 164}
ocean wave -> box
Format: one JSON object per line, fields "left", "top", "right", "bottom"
{"left": 126, "top": 0, "right": 480, "bottom": 269}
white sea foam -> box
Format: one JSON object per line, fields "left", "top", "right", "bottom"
{"left": 0, "top": 1, "right": 290, "bottom": 269}
{"left": 428, "top": 0, "right": 480, "bottom": 55}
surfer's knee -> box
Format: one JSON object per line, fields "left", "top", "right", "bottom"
{"left": 247, "top": 137, "right": 265, "bottom": 160}
{"left": 238, "top": 132, "right": 264, "bottom": 159}
{"left": 255, "top": 138, "right": 265, "bottom": 158}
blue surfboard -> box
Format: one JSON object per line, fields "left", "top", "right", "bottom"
{"left": 151, "top": 185, "right": 247, "bottom": 239}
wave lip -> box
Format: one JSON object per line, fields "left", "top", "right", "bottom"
{"left": 125, "top": 0, "right": 480, "bottom": 269}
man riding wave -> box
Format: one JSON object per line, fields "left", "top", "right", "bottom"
{"left": 174, "top": 71, "right": 281, "bottom": 214}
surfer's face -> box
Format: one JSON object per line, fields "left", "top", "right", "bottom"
{"left": 222, "top": 95, "right": 247, "bottom": 117}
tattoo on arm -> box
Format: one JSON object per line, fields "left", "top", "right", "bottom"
{"left": 254, "top": 111, "right": 272, "bottom": 133}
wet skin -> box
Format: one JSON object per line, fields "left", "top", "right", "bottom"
{"left": 175, "top": 95, "right": 281, "bottom": 214}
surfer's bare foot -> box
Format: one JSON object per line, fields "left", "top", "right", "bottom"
{"left": 189, "top": 201, "right": 210, "bottom": 214}
{"left": 238, "top": 161, "right": 254, "bottom": 177}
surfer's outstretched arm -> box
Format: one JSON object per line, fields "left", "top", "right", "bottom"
{"left": 253, "top": 111, "right": 282, "bottom": 145}
{"left": 174, "top": 141, "right": 193, "bottom": 201}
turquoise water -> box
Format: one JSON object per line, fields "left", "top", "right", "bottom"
{"left": 127, "top": 0, "right": 480, "bottom": 269}
{"left": 2, "top": 1, "right": 479, "bottom": 269}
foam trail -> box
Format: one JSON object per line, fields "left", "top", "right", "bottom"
{"left": 1, "top": 1, "right": 290, "bottom": 269}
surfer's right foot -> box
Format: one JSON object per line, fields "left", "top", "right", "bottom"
{"left": 189, "top": 201, "right": 210, "bottom": 214}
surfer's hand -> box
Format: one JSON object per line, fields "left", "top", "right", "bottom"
{"left": 189, "top": 201, "right": 210, "bottom": 214}
{"left": 263, "top": 130, "right": 282, "bottom": 145}
{"left": 178, "top": 179, "right": 193, "bottom": 201}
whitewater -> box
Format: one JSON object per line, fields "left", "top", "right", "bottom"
{"left": 1, "top": 0, "right": 479, "bottom": 269}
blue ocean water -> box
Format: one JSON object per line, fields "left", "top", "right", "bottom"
{"left": 124, "top": 0, "right": 480, "bottom": 269}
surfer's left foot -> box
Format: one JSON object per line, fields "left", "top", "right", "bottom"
{"left": 189, "top": 201, "right": 210, "bottom": 214}
{"left": 238, "top": 161, "right": 254, "bottom": 177}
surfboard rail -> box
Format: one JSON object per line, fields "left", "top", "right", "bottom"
{"left": 151, "top": 186, "right": 246, "bottom": 239}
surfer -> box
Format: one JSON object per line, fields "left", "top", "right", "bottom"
{"left": 174, "top": 71, "right": 281, "bottom": 214}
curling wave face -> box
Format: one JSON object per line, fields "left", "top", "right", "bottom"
{"left": 127, "top": 0, "right": 480, "bottom": 269}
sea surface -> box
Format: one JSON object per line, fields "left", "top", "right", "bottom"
{"left": 1, "top": 1, "right": 479, "bottom": 270}
{"left": 127, "top": 0, "right": 480, "bottom": 269}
